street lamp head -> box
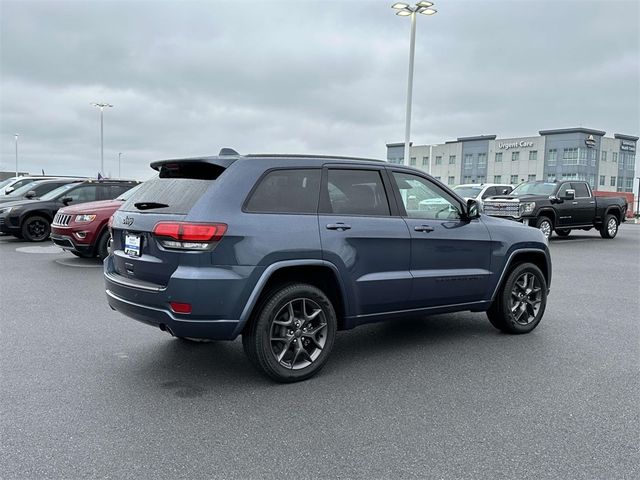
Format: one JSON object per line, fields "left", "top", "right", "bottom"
{"left": 416, "top": 1, "right": 434, "bottom": 7}
{"left": 419, "top": 7, "right": 437, "bottom": 15}
{"left": 396, "top": 9, "right": 413, "bottom": 16}
{"left": 391, "top": 2, "right": 410, "bottom": 9}
{"left": 91, "top": 102, "right": 114, "bottom": 108}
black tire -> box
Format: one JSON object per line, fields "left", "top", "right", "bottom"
{"left": 242, "top": 283, "right": 337, "bottom": 383}
{"left": 599, "top": 214, "right": 618, "bottom": 239}
{"left": 535, "top": 216, "right": 553, "bottom": 239}
{"left": 555, "top": 228, "right": 570, "bottom": 237}
{"left": 21, "top": 215, "right": 51, "bottom": 242}
{"left": 487, "top": 262, "right": 547, "bottom": 334}
{"left": 96, "top": 229, "right": 111, "bottom": 259}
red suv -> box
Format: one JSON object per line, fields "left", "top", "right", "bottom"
{"left": 51, "top": 184, "right": 141, "bottom": 259}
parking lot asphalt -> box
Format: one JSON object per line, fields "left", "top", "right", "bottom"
{"left": 1, "top": 225, "right": 639, "bottom": 480}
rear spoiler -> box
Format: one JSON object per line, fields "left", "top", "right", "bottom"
{"left": 150, "top": 156, "right": 238, "bottom": 172}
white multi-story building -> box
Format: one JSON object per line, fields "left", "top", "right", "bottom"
{"left": 387, "top": 127, "right": 638, "bottom": 193}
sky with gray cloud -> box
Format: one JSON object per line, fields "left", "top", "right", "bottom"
{"left": 1, "top": 0, "right": 638, "bottom": 180}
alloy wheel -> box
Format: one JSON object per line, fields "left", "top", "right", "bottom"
{"left": 28, "top": 220, "right": 48, "bottom": 240}
{"left": 539, "top": 220, "right": 551, "bottom": 239}
{"left": 509, "top": 272, "right": 543, "bottom": 325}
{"left": 269, "top": 298, "right": 327, "bottom": 370}
{"left": 607, "top": 218, "right": 617, "bottom": 237}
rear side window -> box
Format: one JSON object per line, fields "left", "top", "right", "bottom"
{"left": 325, "top": 169, "right": 390, "bottom": 216}
{"left": 245, "top": 169, "right": 321, "bottom": 214}
{"left": 122, "top": 162, "right": 224, "bottom": 214}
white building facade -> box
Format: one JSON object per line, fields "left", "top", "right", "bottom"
{"left": 387, "top": 127, "right": 638, "bottom": 193}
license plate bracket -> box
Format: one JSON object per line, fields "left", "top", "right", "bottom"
{"left": 124, "top": 233, "right": 142, "bottom": 257}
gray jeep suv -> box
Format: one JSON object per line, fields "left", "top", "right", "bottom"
{"left": 105, "top": 150, "right": 551, "bottom": 382}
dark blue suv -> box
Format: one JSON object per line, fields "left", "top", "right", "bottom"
{"left": 105, "top": 150, "right": 551, "bottom": 382}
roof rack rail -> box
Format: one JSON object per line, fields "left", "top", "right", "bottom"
{"left": 245, "top": 153, "right": 385, "bottom": 162}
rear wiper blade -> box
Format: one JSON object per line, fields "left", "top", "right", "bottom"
{"left": 134, "top": 201, "right": 169, "bottom": 210}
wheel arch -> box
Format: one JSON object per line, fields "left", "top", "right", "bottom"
{"left": 536, "top": 208, "right": 556, "bottom": 226}
{"left": 490, "top": 248, "right": 551, "bottom": 303}
{"left": 604, "top": 206, "right": 622, "bottom": 224}
{"left": 238, "top": 260, "right": 349, "bottom": 334}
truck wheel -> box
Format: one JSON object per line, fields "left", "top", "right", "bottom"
{"left": 535, "top": 216, "right": 553, "bottom": 239}
{"left": 599, "top": 214, "right": 618, "bottom": 239}
{"left": 487, "top": 263, "right": 547, "bottom": 334}
{"left": 242, "top": 283, "right": 337, "bottom": 383}
{"left": 96, "top": 230, "right": 111, "bottom": 259}
{"left": 21, "top": 215, "right": 51, "bottom": 242}
{"left": 555, "top": 228, "right": 570, "bottom": 237}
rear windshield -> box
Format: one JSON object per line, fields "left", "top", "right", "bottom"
{"left": 120, "top": 163, "right": 224, "bottom": 214}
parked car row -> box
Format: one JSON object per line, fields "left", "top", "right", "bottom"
{"left": 0, "top": 178, "right": 139, "bottom": 244}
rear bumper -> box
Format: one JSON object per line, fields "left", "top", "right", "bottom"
{"left": 104, "top": 255, "right": 261, "bottom": 340}
{"left": 105, "top": 288, "right": 239, "bottom": 340}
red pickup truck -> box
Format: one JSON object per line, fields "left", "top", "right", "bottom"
{"left": 51, "top": 184, "right": 140, "bottom": 259}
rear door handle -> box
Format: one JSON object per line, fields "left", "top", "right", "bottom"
{"left": 572, "top": 201, "right": 578, "bottom": 205}
{"left": 414, "top": 225, "right": 434, "bottom": 233}
{"left": 326, "top": 223, "right": 351, "bottom": 231}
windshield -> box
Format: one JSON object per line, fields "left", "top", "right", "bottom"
{"left": 116, "top": 183, "right": 142, "bottom": 201}
{"left": 511, "top": 182, "right": 557, "bottom": 196}
{"left": 0, "top": 178, "right": 16, "bottom": 190}
{"left": 40, "top": 182, "right": 78, "bottom": 201}
{"left": 453, "top": 186, "right": 483, "bottom": 198}
{"left": 7, "top": 181, "right": 46, "bottom": 197}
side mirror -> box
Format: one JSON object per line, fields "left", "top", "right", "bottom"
{"left": 466, "top": 199, "right": 481, "bottom": 219}
{"left": 561, "top": 189, "right": 575, "bottom": 201}
{"left": 5, "top": 187, "right": 14, "bottom": 195}
{"left": 25, "top": 190, "right": 37, "bottom": 199}
{"left": 61, "top": 196, "right": 73, "bottom": 205}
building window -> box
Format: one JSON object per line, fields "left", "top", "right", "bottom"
{"left": 610, "top": 176, "right": 616, "bottom": 186}
{"left": 477, "top": 153, "right": 487, "bottom": 166}
{"left": 510, "top": 174, "right": 519, "bottom": 184}
{"left": 579, "top": 148, "right": 587, "bottom": 162}
{"left": 548, "top": 149, "right": 557, "bottom": 166}
{"left": 563, "top": 147, "right": 579, "bottom": 165}
{"left": 599, "top": 175, "right": 605, "bottom": 186}
{"left": 448, "top": 176, "right": 455, "bottom": 185}
{"left": 547, "top": 173, "right": 556, "bottom": 182}
{"left": 422, "top": 156, "right": 429, "bottom": 166}
{"left": 477, "top": 176, "right": 486, "bottom": 183}
{"left": 511, "top": 151, "right": 520, "bottom": 161}
{"left": 617, "top": 177, "right": 623, "bottom": 192}
{"left": 493, "top": 175, "right": 502, "bottom": 183}
{"left": 601, "top": 151, "right": 607, "bottom": 162}
{"left": 463, "top": 175, "right": 472, "bottom": 183}
{"left": 625, "top": 178, "right": 633, "bottom": 192}
{"left": 529, "top": 150, "right": 537, "bottom": 161}
{"left": 612, "top": 152, "right": 618, "bottom": 163}
{"left": 435, "top": 176, "right": 441, "bottom": 180}
{"left": 435, "top": 156, "right": 442, "bottom": 165}
{"left": 588, "top": 175, "right": 596, "bottom": 188}
{"left": 464, "top": 154, "right": 473, "bottom": 167}
{"left": 410, "top": 157, "right": 416, "bottom": 166}
{"left": 449, "top": 155, "right": 456, "bottom": 165}
{"left": 527, "top": 174, "right": 536, "bottom": 181}
{"left": 495, "top": 152, "right": 503, "bottom": 162}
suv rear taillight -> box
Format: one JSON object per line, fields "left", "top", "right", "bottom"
{"left": 152, "top": 222, "right": 227, "bottom": 250}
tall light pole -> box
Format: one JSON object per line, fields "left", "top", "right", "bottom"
{"left": 14, "top": 133, "right": 19, "bottom": 177}
{"left": 391, "top": 2, "right": 437, "bottom": 166}
{"left": 118, "top": 152, "right": 122, "bottom": 179}
{"left": 91, "top": 102, "right": 113, "bottom": 176}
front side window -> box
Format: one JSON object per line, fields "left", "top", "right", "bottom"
{"left": 325, "top": 169, "right": 389, "bottom": 216}
{"left": 246, "top": 169, "right": 321, "bottom": 214}
{"left": 392, "top": 171, "right": 461, "bottom": 220}
{"left": 65, "top": 185, "right": 98, "bottom": 203}
{"left": 571, "top": 182, "right": 590, "bottom": 198}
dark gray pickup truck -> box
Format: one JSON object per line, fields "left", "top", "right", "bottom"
{"left": 483, "top": 180, "right": 627, "bottom": 239}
